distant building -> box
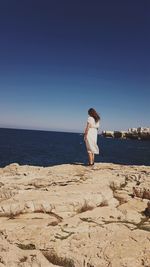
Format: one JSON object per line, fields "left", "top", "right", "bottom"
{"left": 128, "top": 128, "right": 138, "bottom": 133}
{"left": 128, "top": 127, "right": 150, "bottom": 133}
{"left": 137, "top": 127, "right": 150, "bottom": 133}
{"left": 103, "top": 127, "right": 150, "bottom": 140}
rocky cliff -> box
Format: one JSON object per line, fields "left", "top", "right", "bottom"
{"left": 0, "top": 162, "right": 150, "bottom": 267}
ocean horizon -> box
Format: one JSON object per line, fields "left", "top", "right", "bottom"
{"left": 0, "top": 127, "right": 150, "bottom": 168}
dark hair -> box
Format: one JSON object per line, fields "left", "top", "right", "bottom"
{"left": 88, "top": 108, "right": 100, "bottom": 123}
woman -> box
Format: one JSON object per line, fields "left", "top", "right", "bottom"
{"left": 84, "top": 108, "right": 100, "bottom": 165}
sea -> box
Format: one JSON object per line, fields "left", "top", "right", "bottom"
{"left": 0, "top": 128, "right": 150, "bottom": 167}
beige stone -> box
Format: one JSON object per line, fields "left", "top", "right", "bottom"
{"left": 0, "top": 162, "right": 149, "bottom": 266}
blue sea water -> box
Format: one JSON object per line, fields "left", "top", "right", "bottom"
{"left": 0, "top": 128, "right": 150, "bottom": 167}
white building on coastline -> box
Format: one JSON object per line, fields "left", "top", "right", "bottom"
{"left": 128, "top": 127, "right": 150, "bottom": 133}
{"left": 103, "top": 127, "right": 150, "bottom": 140}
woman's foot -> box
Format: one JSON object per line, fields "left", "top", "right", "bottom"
{"left": 88, "top": 153, "right": 94, "bottom": 166}
{"left": 88, "top": 162, "right": 94, "bottom": 166}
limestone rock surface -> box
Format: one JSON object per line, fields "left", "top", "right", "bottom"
{"left": 0, "top": 162, "right": 150, "bottom": 267}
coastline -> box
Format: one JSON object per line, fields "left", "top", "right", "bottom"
{"left": 0, "top": 162, "right": 150, "bottom": 266}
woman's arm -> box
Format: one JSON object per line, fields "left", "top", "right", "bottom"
{"left": 84, "top": 123, "right": 90, "bottom": 141}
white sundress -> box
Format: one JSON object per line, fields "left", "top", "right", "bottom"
{"left": 85, "top": 116, "right": 100, "bottom": 154}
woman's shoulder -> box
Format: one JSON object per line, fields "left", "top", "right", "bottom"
{"left": 87, "top": 116, "right": 94, "bottom": 123}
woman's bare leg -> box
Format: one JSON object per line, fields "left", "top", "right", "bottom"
{"left": 88, "top": 153, "right": 93, "bottom": 165}
{"left": 92, "top": 153, "right": 95, "bottom": 164}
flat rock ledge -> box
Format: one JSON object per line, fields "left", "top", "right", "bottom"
{"left": 0, "top": 162, "right": 150, "bottom": 267}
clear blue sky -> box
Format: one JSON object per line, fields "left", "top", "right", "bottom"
{"left": 0, "top": 0, "right": 149, "bottom": 132}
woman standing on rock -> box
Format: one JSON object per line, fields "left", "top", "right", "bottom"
{"left": 84, "top": 108, "right": 100, "bottom": 166}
